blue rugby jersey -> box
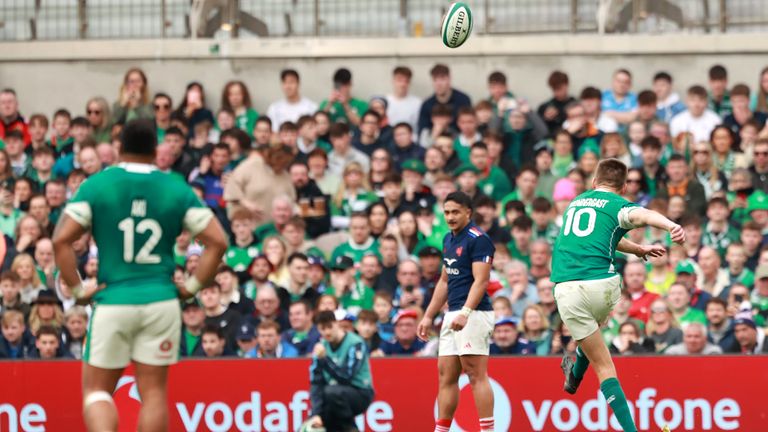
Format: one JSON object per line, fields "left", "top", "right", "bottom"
{"left": 442, "top": 222, "right": 495, "bottom": 312}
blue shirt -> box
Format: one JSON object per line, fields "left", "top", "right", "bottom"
{"left": 442, "top": 222, "right": 494, "bottom": 312}
{"left": 380, "top": 339, "right": 426, "bottom": 356}
{"left": 601, "top": 90, "right": 638, "bottom": 113}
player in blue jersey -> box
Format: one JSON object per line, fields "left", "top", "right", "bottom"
{"left": 418, "top": 191, "right": 496, "bottom": 432}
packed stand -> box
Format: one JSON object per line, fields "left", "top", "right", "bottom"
{"left": 2, "top": 62, "right": 768, "bottom": 361}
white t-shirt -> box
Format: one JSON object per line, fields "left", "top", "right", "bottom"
{"left": 669, "top": 109, "right": 722, "bottom": 143}
{"left": 266, "top": 97, "right": 318, "bottom": 131}
{"left": 386, "top": 94, "right": 422, "bottom": 131}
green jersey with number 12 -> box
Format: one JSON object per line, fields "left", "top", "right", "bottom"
{"left": 64, "top": 163, "right": 214, "bottom": 305}
{"left": 550, "top": 189, "right": 639, "bottom": 283}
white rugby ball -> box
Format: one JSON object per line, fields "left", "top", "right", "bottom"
{"left": 441, "top": 2, "right": 473, "bottom": 49}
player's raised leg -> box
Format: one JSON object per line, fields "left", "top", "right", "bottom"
{"left": 435, "top": 355, "right": 461, "bottom": 431}
{"left": 459, "top": 355, "right": 494, "bottom": 432}
{"left": 81, "top": 364, "right": 123, "bottom": 432}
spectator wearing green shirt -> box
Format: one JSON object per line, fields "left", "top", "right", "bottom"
{"left": 319, "top": 68, "right": 368, "bottom": 127}
{"left": 331, "top": 212, "right": 379, "bottom": 263}
{"left": 708, "top": 64, "right": 732, "bottom": 117}
{"left": 668, "top": 283, "right": 708, "bottom": 326}
{"left": 750, "top": 265, "right": 768, "bottom": 318}
{"left": 112, "top": 67, "right": 154, "bottom": 124}
{"left": 180, "top": 299, "right": 206, "bottom": 357}
{"left": 153, "top": 93, "right": 173, "bottom": 143}
{"left": 702, "top": 197, "right": 740, "bottom": 259}
{"left": 507, "top": 215, "right": 533, "bottom": 267}
{"left": 726, "top": 243, "right": 755, "bottom": 290}
{"left": 331, "top": 162, "right": 378, "bottom": 229}
{"left": 253, "top": 194, "right": 295, "bottom": 246}
{"left": 530, "top": 197, "right": 559, "bottom": 246}
{"left": 470, "top": 141, "right": 512, "bottom": 202}
{"left": 85, "top": 97, "right": 113, "bottom": 144}
{"left": 500, "top": 166, "right": 540, "bottom": 214}
{"left": 225, "top": 208, "right": 261, "bottom": 283}
{"left": 0, "top": 185, "right": 22, "bottom": 240}
{"left": 453, "top": 107, "right": 482, "bottom": 163}
{"left": 221, "top": 80, "right": 259, "bottom": 138}
{"left": 329, "top": 255, "right": 374, "bottom": 314}
{"left": 454, "top": 163, "right": 488, "bottom": 206}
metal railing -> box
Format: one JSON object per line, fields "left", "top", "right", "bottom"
{"left": 1, "top": 0, "right": 767, "bottom": 41}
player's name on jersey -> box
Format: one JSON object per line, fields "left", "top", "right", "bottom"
{"left": 569, "top": 198, "right": 609, "bottom": 209}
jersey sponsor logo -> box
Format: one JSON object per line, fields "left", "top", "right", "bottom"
{"left": 160, "top": 339, "right": 173, "bottom": 352}
{"left": 446, "top": 268, "right": 460, "bottom": 275}
{"left": 443, "top": 258, "right": 457, "bottom": 266}
{"left": 456, "top": 246, "right": 463, "bottom": 256}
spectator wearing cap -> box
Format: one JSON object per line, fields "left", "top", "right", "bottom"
{"left": 28, "top": 289, "right": 63, "bottom": 336}
{"left": 244, "top": 320, "right": 298, "bottom": 358}
{"left": 201, "top": 324, "right": 236, "bottom": 357}
{"left": 727, "top": 311, "right": 768, "bottom": 354}
{"left": 352, "top": 111, "right": 387, "bottom": 158}
{"left": 284, "top": 252, "right": 321, "bottom": 307}
{"left": 282, "top": 300, "right": 321, "bottom": 356}
{"left": 224, "top": 139, "right": 296, "bottom": 225}
{"left": 319, "top": 68, "right": 367, "bottom": 126}
{"left": 0, "top": 309, "right": 35, "bottom": 359}
{"left": 697, "top": 246, "right": 730, "bottom": 298}
{"left": 266, "top": 69, "right": 318, "bottom": 132}
{"left": 469, "top": 142, "right": 512, "bottom": 202}
{"left": 746, "top": 189, "right": 768, "bottom": 230}
{"left": 386, "top": 66, "right": 421, "bottom": 133}
{"left": 726, "top": 243, "right": 754, "bottom": 291}
{"left": 392, "top": 259, "right": 427, "bottom": 311}
{"left": 327, "top": 255, "right": 372, "bottom": 315}
{"left": 454, "top": 163, "right": 487, "bottom": 207}
{"left": 29, "top": 325, "right": 71, "bottom": 359}
{"left": 400, "top": 159, "right": 435, "bottom": 212}
{"left": 307, "top": 255, "right": 330, "bottom": 295}
{"left": 235, "top": 321, "right": 257, "bottom": 357}
{"left": 624, "top": 261, "right": 659, "bottom": 324}
{"left": 180, "top": 298, "right": 206, "bottom": 357}
{"left": 216, "top": 266, "right": 255, "bottom": 317}
{"left": 666, "top": 322, "right": 722, "bottom": 355}
{"left": 705, "top": 298, "right": 736, "bottom": 351}
{"left": 200, "top": 282, "right": 242, "bottom": 351}
{"left": 495, "top": 260, "right": 538, "bottom": 319}
{"left": 673, "top": 259, "right": 712, "bottom": 311}
{"left": 538, "top": 71, "right": 576, "bottom": 136}
{"left": 750, "top": 264, "right": 768, "bottom": 318}
{"left": 418, "top": 246, "right": 442, "bottom": 294}
{"left": 251, "top": 284, "right": 291, "bottom": 333}
{"left": 490, "top": 316, "right": 536, "bottom": 355}
{"left": 331, "top": 212, "right": 379, "bottom": 263}
{"left": 290, "top": 163, "right": 332, "bottom": 238}
{"left": 418, "top": 64, "right": 472, "bottom": 134}
{"left": 0, "top": 89, "right": 31, "bottom": 145}
{"left": 668, "top": 283, "right": 708, "bottom": 326}
{"left": 601, "top": 69, "right": 638, "bottom": 127}
{"left": 243, "top": 255, "right": 277, "bottom": 300}
{"left": 4, "top": 130, "right": 29, "bottom": 177}
{"left": 378, "top": 309, "right": 426, "bottom": 356}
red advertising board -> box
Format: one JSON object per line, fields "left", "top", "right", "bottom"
{"left": 1, "top": 356, "right": 767, "bottom": 431}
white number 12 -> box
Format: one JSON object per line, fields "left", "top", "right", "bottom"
{"left": 118, "top": 217, "right": 163, "bottom": 264}
{"left": 563, "top": 207, "right": 596, "bottom": 237}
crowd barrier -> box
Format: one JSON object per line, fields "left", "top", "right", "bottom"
{"left": 1, "top": 356, "right": 766, "bottom": 431}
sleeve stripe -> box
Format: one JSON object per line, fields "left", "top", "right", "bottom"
{"left": 64, "top": 202, "right": 93, "bottom": 229}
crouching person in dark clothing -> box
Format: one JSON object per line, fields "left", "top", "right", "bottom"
{"left": 305, "top": 310, "right": 374, "bottom": 432}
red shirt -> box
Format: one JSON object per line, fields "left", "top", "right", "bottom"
{"left": 0, "top": 116, "right": 31, "bottom": 145}
{"left": 629, "top": 290, "right": 660, "bottom": 323}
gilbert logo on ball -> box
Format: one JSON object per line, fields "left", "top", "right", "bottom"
{"left": 441, "top": 2, "right": 473, "bottom": 48}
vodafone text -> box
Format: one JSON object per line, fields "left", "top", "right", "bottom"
{"left": 175, "top": 391, "right": 393, "bottom": 432}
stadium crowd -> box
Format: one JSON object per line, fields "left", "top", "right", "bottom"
{"left": 1, "top": 61, "right": 768, "bottom": 361}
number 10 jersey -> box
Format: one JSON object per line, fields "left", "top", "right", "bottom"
{"left": 64, "top": 163, "right": 213, "bottom": 305}
{"left": 550, "top": 189, "right": 639, "bottom": 284}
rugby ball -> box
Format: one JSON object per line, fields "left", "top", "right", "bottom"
{"left": 441, "top": 2, "right": 473, "bottom": 48}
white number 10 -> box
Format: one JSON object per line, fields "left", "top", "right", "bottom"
{"left": 118, "top": 217, "right": 163, "bottom": 264}
{"left": 563, "top": 207, "right": 596, "bottom": 237}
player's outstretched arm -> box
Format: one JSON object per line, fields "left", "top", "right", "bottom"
{"left": 625, "top": 208, "right": 686, "bottom": 244}
{"left": 180, "top": 217, "right": 228, "bottom": 298}
{"left": 418, "top": 269, "right": 448, "bottom": 341}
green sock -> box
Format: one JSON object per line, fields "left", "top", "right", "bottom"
{"left": 572, "top": 346, "right": 589, "bottom": 380}
{"left": 600, "top": 377, "right": 637, "bottom": 432}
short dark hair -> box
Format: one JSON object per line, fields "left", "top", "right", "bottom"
{"left": 33, "top": 146, "right": 55, "bottom": 159}
{"left": 687, "top": 85, "right": 708, "bottom": 99}
{"left": 290, "top": 299, "right": 313, "bottom": 314}
{"left": 287, "top": 252, "right": 309, "bottom": 265}
{"left": 504, "top": 199, "right": 525, "bottom": 215}
{"left": 281, "top": 69, "right": 300, "bottom": 82}
{"left": 653, "top": 71, "right": 673, "bottom": 83}
{"left": 430, "top": 64, "right": 450, "bottom": 78}
{"left": 0, "top": 271, "right": 20, "bottom": 284}
{"left": 518, "top": 165, "right": 539, "bottom": 178}
{"left": 445, "top": 191, "right": 473, "bottom": 211}
{"left": 594, "top": 158, "right": 628, "bottom": 190}
{"left": 211, "top": 142, "right": 231, "bottom": 155}
{"left": 121, "top": 119, "right": 157, "bottom": 156}
{"left": 258, "top": 320, "right": 282, "bottom": 334}
{"left": 511, "top": 215, "right": 533, "bottom": 231}
{"left": 71, "top": 117, "right": 90, "bottom": 128}
{"left": 709, "top": 64, "right": 727, "bottom": 81}
{"left": 220, "top": 128, "right": 251, "bottom": 153}
{"left": 53, "top": 109, "right": 71, "bottom": 121}
{"left": 470, "top": 141, "right": 488, "bottom": 152}
{"left": 362, "top": 110, "right": 382, "bottom": 123}
{"left": 640, "top": 135, "right": 662, "bottom": 151}
{"left": 680, "top": 214, "right": 703, "bottom": 228}
{"left": 531, "top": 197, "right": 553, "bottom": 213}
{"left": 255, "top": 116, "right": 273, "bottom": 129}
{"left": 279, "top": 121, "right": 298, "bottom": 133}
{"left": 202, "top": 324, "right": 224, "bottom": 339}
{"left": 297, "top": 115, "right": 315, "bottom": 130}
{"left": 474, "top": 195, "right": 496, "bottom": 209}
{"left": 393, "top": 66, "right": 412, "bottom": 79}
{"left": 548, "top": 71, "right": 569, "bottom": 89}
{"left": 615, "top": 68, "right": 632, "bottom": 78}
{"left": 383, "top": 172, "right": 402, "bottom": 185}
{"left": 333, "top": 68, "right": 352, "bottom": 85}
{"left": 668, "top": 154, "right": 687, "bottom": 164}
{"left": 393, "top": 122, "right": 412, "bottom": 133}
{"left": 431, "top": 103, "right": 453, "bottom": 118}
{"left": 488, "top": 71, "right": 507, "bottom": 85}
{"left": 706, "top": 297, "right": 727, "bottom": 310}
{"left": 357, "top": 309, "right": 378, "bottom": 324}
{"left": 201, "top": 281, "right": 221, "bottom": 292}
{"left": 580, "top": 86, "right": 602, "bottom": 101}
{"left": 165, "top": 126, "right": 184, "bottom": 139}
{"left": 316, "top": 310, "right": 337, "bottom": 326}
{"left": 638, "top": 90, "right": 657, "bottom": 106}
{"left": 731, "top": 83, "right": 750, "bottom": 98}
{"left": 708, "top": 196, "right": 730, "bottom": 209}
{"left": 329, "top": 122, "right": 351, "bottom": 138}
{"left": 36, "top": 325, "right": 59, "bottom": 339}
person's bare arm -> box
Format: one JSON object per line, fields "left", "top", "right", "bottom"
{"left": 605, "top": 110, "right": 638, "bottom": 124}
{"left": 617, "top": 237, "right": 666, "bottom": 260}
{"left": 179, "top": 217, "right": 228, "bottom": 298}
{"left": 624, "top": 207, "right": 685, "bottom": 244}
{"left": 417, "top": 268, "right": 448, "bottom": 341}
{"left": 52, "top": 215, "right": 101, "bottom": 300}
{"left": 463, "top": 261, "right": 491, "bottom": 311}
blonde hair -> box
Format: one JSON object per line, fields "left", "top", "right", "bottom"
{"left": 333, "top": 161, "right": 371, "bottom": 208}
{"left": 519, "top": 304, "right": 550, "bottom": 333}
{"left": 689, "top": 141, "right": 720, "bottom": 190}
{"left": 600, "top": 132, "right": 629, "bottom": 158}
{"left": 118, "top": 67, "right": 149, "bottom": 106}
{"left": 85, "top": 96, "right": 112, "bottom": 129}
{"left": 1, "top": 310, "right": 24, "bottom": 327}
{"left": 28, "top": 303, "right": 64, "bottom": 336}
{"left": 12, "top": 253, "right": 43, "bottom": 288}
{"left": 645, "top": 299, "right": 680, "bottom": 336}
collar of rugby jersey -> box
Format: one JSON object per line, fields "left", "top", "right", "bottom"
{"left": 118, "top": 162, "right": 157, "bottom": 174}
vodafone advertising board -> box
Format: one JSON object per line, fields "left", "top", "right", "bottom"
{"left": 0, "top": 356, "right": 766, "bottom": 431}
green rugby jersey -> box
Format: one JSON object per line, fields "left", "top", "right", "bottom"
{"left": 64, "top": 163, "right": 214, "bottom": 305}
{"left": 551, "top": 189, "right": 639, "bottom": 283}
